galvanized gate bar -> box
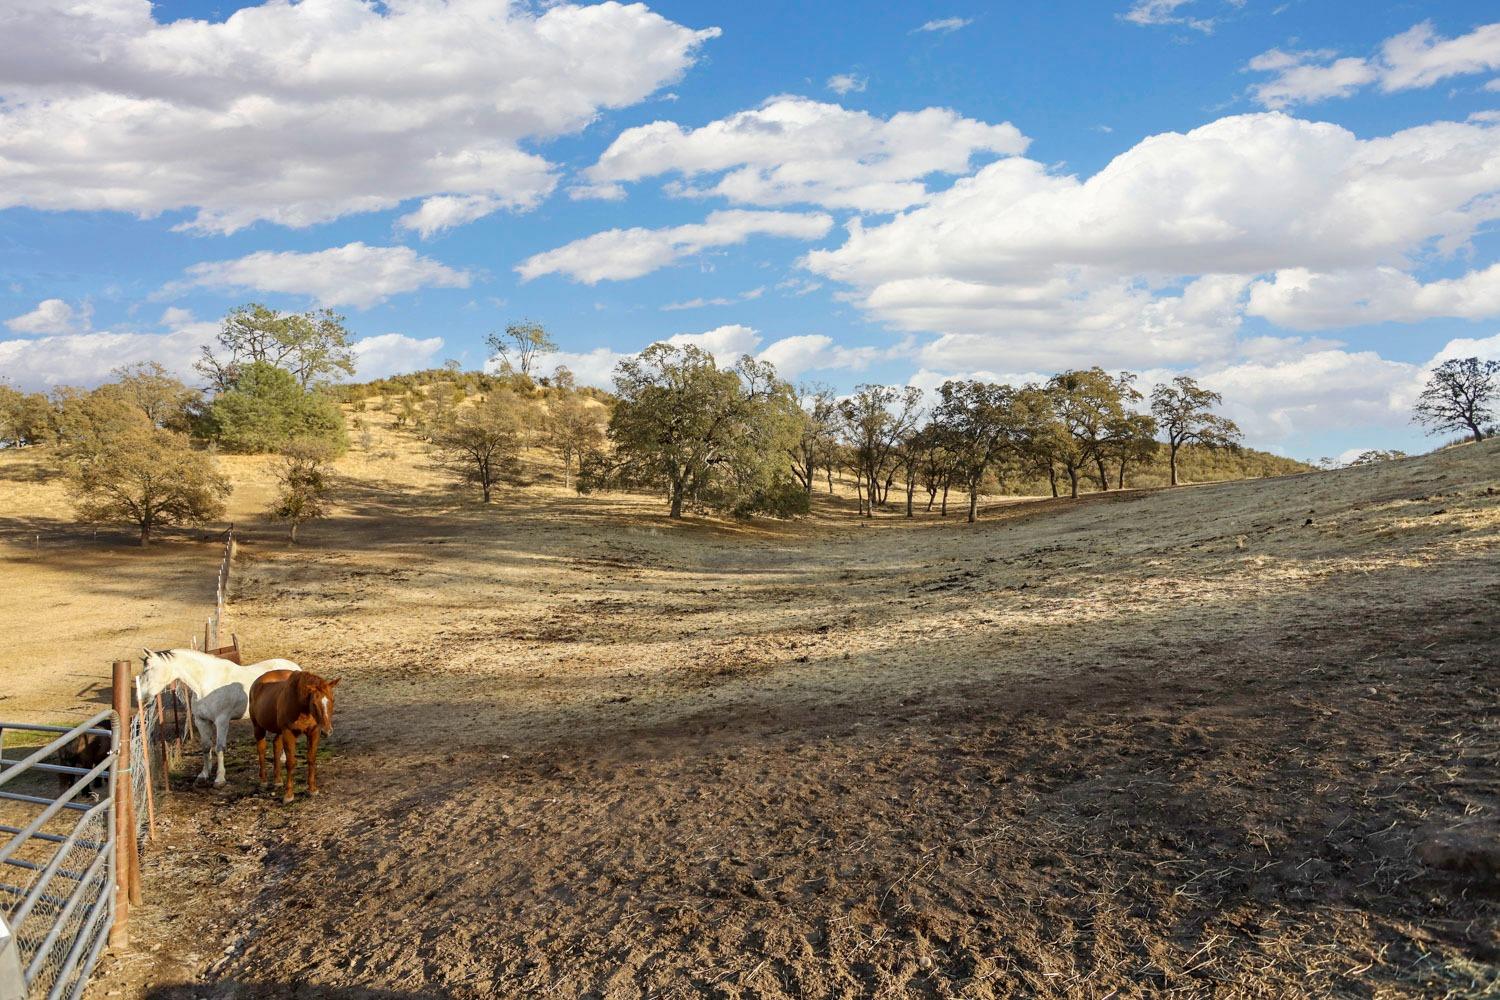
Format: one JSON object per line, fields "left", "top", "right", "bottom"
{"left": 0, "top": 757, "right": 113, "bottom": 866}
{"left": 8, "top": 800, "right": 110, "bottom": 934}
{"left": 0, "top": 713, "right": 111, "bottom": 793}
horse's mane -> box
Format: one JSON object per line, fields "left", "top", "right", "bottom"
{"left": 290, "top": 671, "right": 329, "bottom": 701}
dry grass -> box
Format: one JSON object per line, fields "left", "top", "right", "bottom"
{"left": 1, "top": 412, "right": 1496, "bottom": 998}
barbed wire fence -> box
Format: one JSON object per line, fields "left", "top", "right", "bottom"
{"left": 0, "top": 525, "right": 237, "bottom": 999}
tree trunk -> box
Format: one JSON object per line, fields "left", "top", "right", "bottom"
{"left": 139, "top": 521, "right": 151, "bottom": 547}
{"left": 905, "top": 482, "right": 914, "bottom": 518}
{"left": 1095, "top": 456, "right": 1110, "bottom": 491}
{"left": 967, "top": 483, "right": 979, "bottom": 524}
{"left": 926, "top": 487, "right": 937, "bottom": 511}
{"left": 1470, "top": 419, "right": 1485, "bottom": 442}
{"left": 669, "top": 481, "right": 684, "bottom": 519}
{"left": 854, "top": 477, "right": 865, "bottom": 517}
{"left": 940, "top": 483, "right": 949, "bottom": 516}
{"left": 1117, "top": 461, "right": 1127, "bottom": 490}
{"left": 1169, "top": 443, "right": 1180, "bottom": 487}
{"left": 1048, "top": 466, "right": 1059, "bottom": 498}
{"left": 826, "top": 466, "right": 833, "bottom": 493}
{"left": 289, "top": 521, "right": 300, "bottom": 544}
{"left": 1068, "top": 466, "right": 1079, "bottom": 499}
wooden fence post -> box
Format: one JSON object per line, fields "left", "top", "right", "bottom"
{"left": 110, "top": 660, "right": 133, "bottom": 946}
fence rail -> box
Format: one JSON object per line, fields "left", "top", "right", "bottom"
{"left": 0, "top": 525, "right": 235, "bottom": 999}
{"left": 0, "top": 706, "right": 120, "bottom": 1000}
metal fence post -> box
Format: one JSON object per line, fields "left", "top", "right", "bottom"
{"left": 108, "top": 665, "right": 129, "bottom": 947}
{"left": 0, "top": 915, "right": 24, "bottom": 1000}
{"left": 111, "top": 661, "right": 141, "bottom": 919}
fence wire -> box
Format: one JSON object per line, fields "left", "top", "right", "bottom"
{"left": 2, "top": 526, "right": 234, "bottom": 998}
{"left": 12, "top": 805, "right": 112, "bottom": 1000}
{"left": 129, "top": 688, "right": 157, "bottom": 855}
{"left": 0, "top": 714, "right": 117, "bottom": 1000}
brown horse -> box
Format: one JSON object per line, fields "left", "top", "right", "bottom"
{"left": 250, "top": 671, "right": 339, "bottom": 804}
{"left": 56, "top": 732, "right": 109, "bottom": 801}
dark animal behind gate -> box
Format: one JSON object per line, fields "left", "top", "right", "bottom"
{"left": 57, "top": 732, "right": 109, "bottom": 801}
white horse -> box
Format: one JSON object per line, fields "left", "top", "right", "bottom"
{"left": 139, "top": 648, "right": 301, "bottom": 788}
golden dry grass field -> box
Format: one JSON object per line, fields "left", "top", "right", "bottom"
{"left": 1, "top": 413, "right": 1497, "bottom": 999}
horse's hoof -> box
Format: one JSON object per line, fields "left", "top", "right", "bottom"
{"left": 193, "top": 776, "right": 207, "bottom": 786}
{"left": 307, "top": 788, "right": 319, "bottom": 797}
{"left": 281, "top": 795, "right": 295, "bottom": 805}
{"left": 213, "top": 779, "right": 226, "bottom": 789}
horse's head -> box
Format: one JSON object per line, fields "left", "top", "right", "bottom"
{"left": 309, "top": 676, "right": 340, "bottom": 737}
{"left": 139, "top": 649, "right": 178, "bottom": 698}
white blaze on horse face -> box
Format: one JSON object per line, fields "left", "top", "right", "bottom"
{"left": 320, "top": 695, "right": 333, "bottom": 734}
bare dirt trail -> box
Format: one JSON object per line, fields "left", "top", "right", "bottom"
{"left": 4, "top": 425, "right": 1496, "bottom": 997}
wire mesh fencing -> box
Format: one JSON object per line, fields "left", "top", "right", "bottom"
{"left": 0, "top": 526, "right": 237, "bottom": 998}
{"left": 0, "top": 712, "right": 119, "bottom": 1000}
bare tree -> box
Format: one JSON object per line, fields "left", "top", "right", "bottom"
{"left": 1150, "top": 376, "right": 1242, "bottom": 486}
{"left": 1414, "top": 357, "right": 1497, "bottom": 443}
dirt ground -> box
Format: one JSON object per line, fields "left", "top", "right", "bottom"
{"left": 2, "top": 422, "right": 1497, "bottom": 998}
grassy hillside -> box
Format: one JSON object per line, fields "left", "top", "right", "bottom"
{"left": 3, "top": 398, "right": 1496, "bottom": 997}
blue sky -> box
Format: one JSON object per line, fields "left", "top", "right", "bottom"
{"left": 2, "top": 0, "right": 1499, "bottom": 462}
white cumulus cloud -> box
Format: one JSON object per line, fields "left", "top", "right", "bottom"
{"left": 1248, "top": 21, "right": 1500, "bottom": 108}
{"left": 178, "top": 243, "right": 472, "bottom": 309}
{"left": 804, "top": 112, "right": 1500, "bottom": 369}
{"left": 0, "top": 0, "right": 719, "bottom": 234}
{"left": 582, "top": 96, "right": 1028, "bottom": 213}
{"left": 352, "top": 333, "right": 446, "bottom": 380}
{"left": 6, "top": 299, "right": 91, "bottom": 335}
{"left": 516, "top": 210, "right": 832, "bottom": 284}
{"left": 1246, "top": 263, "right": 1500, "bottom": 330}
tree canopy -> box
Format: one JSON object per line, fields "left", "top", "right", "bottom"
{"left": 430, "top": 390, "right": 526, "bottom": 503}
{"left": 206, "top": 361, "right": 348, "bottom": 454}
{"left": 64, "top": 423, "right": 230, "bottom": 545}
{"left": 1150, "top": 375, "right": 1240, "bottom": 486}
{"left": 486, "top": 321, "right": 557, "bottom": 380}
{"left": 196, "top": 304, "right": 356, "bottom": 391}
{"left": 593, "top": 343, "right": 803, "bottom": 518}
{"left": 1414, "top": 357, "right": 1497, "bottom": 443}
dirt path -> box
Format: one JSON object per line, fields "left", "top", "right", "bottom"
{"left": 60, "top": 439, "right": 1498, "bottom": 999}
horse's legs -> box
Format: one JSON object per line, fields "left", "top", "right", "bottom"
{"left": 271, "top": 730, "right": 282, "bottom": 789}
{"left": 305, "top": 730, "right": 320, "bottom": 796}
{"left": 213, "top": 717, "right": 229, "bottom": 788}
{"left": 193, "top": 715, "right": 214, "bottom": 785}
{"left": 280, "top": 731, "right": 296, "bottom": 804}
{"left": 254, "top": 726, "right": 268, "bottom": 785}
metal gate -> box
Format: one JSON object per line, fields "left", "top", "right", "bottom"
{"left": 0, "top": 712, "right": 119, "bottom": 1000}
